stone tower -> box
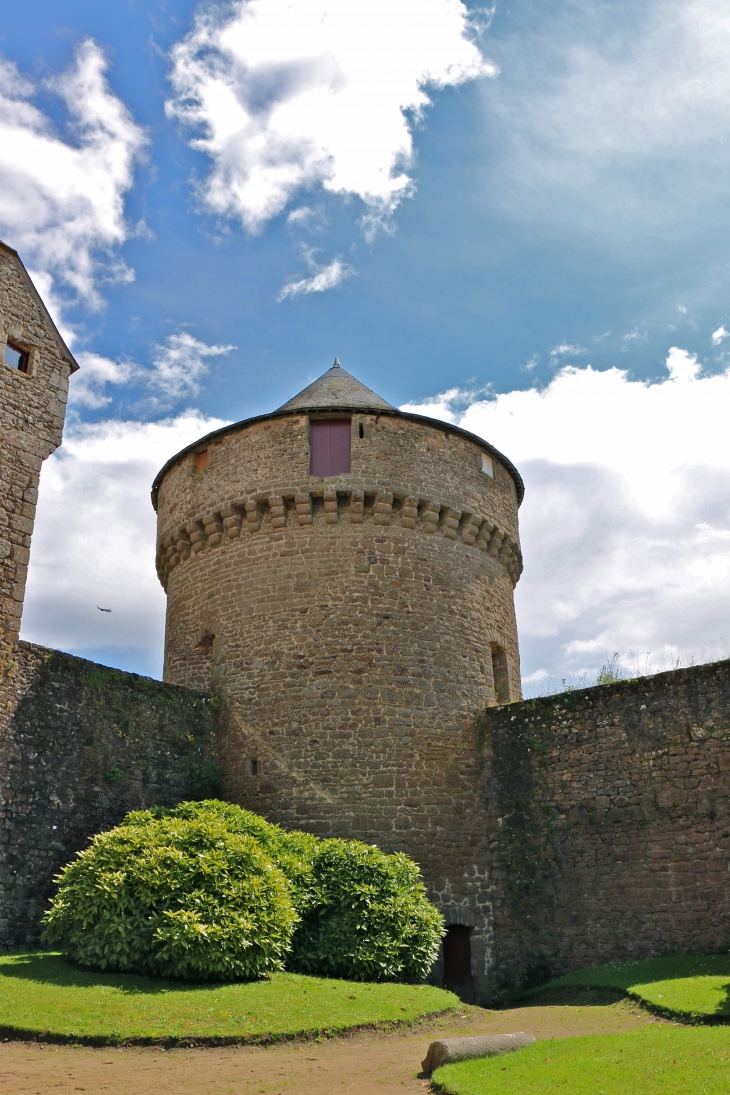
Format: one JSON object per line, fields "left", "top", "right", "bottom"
{"left": 152, "top": 360, "right": 524, "bottom": 1000}
{"left": 0, "top": 241, "right": 77, "bottom": 650}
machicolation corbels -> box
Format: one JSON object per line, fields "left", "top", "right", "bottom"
{"left": 155, "top": 487, "right": 523, "bottom": 590}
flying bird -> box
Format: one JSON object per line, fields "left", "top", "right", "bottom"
{"left": 97, "top": 606, "right": 112, "bottom": 613}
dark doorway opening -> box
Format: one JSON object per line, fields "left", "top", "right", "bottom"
{"left": 442, "top": 924, "right": 474, "bottom": 1001}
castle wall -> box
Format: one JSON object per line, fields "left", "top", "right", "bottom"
{"left": 0, "top": 642, "right": 220, "bottom": 949}
{"left": 2, "top": 640, "right": 728, "bottom": 998}
{"left": 0, "top": 246, "right": 74, "bottom": 645}
{"left": 481, "top": 659, "right": 730, "bottom": 999}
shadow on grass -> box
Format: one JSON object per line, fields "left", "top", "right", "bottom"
{"left": 0, "top": 951, "right": 247, "bottom": 994}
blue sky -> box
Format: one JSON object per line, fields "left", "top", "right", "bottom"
{"left": 3, "top": 0, "right": 730, "bottom": 687}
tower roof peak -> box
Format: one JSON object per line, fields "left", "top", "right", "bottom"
{"left": 277, "top": 360, "right": 394, "bottom": 413}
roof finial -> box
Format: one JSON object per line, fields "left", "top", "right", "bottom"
{"left": 333, "top": 356, "right": 341, "bottom": 367}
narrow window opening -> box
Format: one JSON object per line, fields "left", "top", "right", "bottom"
{"left": 491, "top": 644, "right": 510, "bottom": 704}
{"left": 251, "top": 759, "right": 259, "bottom": 776}
{"left": 195, "top": 449, "right": 208, "bottom": 473}
{"left": 310, "top": 418, "right": 351, "bottom": 476}
{"left": 358, "top": 422, "right": 364, "bottom": 439}
{"left": 442, "top": 925, "right": 473, "bottom": 998}
{"left": 3, "top": 340, "right": 30, "bottom": 373}
{"left": 481, "top": 452, "right": 494, "bottom": 477}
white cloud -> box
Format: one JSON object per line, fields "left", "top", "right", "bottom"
{"left": 278, "top": 255, "right": 354, "bottom": 301}
{"left": 21, "top": 413, "right": 228, "bottom": 676}
{"left": 149, "top": 332, "right": 235, "bottom": 400}
{"left": 66, "top": 332, "right": 234, "bottom": 409}
{"left": 69, "top": 352, "right": 137, "bottom": 409}
{"left": 712, "top": 325, "right": 728, "bottom": 345}
{"left": 0, "top": 40, "right": 146, "bottom": 313}
{"left": 489, "top": 0, "right": 730, "bottom": 243}
{"left": 166, "top": 0, "right": 494, "bottom": 234}
{"left": 550, "top": 343, "right": 585, "bottom": 358}
{"left": 402, "top": 350, "right": 730, "bottom": 688}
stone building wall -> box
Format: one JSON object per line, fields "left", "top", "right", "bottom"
{"left": 0, "top": 242, "right": 75, "bottom": 646}
{"left": 480, "top": 659, "right": 730, "bottom": 999}
{"left": 0, "top": 642, "right": 220, "bottom": 948}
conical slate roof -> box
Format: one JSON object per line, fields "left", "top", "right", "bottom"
{"left": 277, "top": 359, "right": 394, "bottom": 413}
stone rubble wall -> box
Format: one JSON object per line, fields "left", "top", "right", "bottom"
{"left": 480, "top": 658, "right": 730, "bottom": 999}
{"left": 0, "top": 642, "right": 220, "bottom": 948}
{"left": 0, "top": 246, "right": 73, "bottom": 644}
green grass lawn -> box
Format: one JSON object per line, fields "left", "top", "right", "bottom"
{"left": 433, "top": 1027, "right": 730, "bottom": 1095}
{"left": 539, "top": 954, "right": 730, "bottom": 1021}
{"left": 0, "top": 951, "right": 457, "bottom": 1045}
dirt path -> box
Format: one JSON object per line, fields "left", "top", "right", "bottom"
{"left": 0, "top": 1000, "right": 666, "bottom": 1095}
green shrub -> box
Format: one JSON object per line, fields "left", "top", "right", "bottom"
{"left": 132, "top": 800, "right": 320, "bottom": 914}
{"left": 42, "top": 813, "right": 297, "bottom": 981}
{"left": 44, "top": 800, "right": 443, "bottom": 985}
{"left": 289, "top": 839, "right": 444, "bottom": 982}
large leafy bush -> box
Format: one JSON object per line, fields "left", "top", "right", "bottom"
{"left": 42, "top": 812, "right": 296, "bottom": 981}
{"left": 43, "top": 801, "right": 443, "bottom": 984}
{"left": 290, "top": 839, "right": 444, "bottom": 981}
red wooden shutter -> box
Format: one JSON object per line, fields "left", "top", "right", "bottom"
{"left": 310, "top": 419, "right": 351, "bottom": 476}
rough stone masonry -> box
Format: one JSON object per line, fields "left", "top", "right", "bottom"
{"left": 481, "top": 659, "right": 730, "bottom": 998}
{"left": 0, "top": 241, "right": 76, "bottom": 651}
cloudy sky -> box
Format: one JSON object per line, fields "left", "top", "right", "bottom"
{"left": 3, "top": 0, "right": 729, "bottom": 688}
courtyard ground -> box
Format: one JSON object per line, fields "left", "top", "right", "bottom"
{"left": 0, "top": 997, "right": 663, "bottom": 1094}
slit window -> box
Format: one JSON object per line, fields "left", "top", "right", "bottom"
{"left": 3, "top": 340, "right": 30, "bottom": 373}
{"left": 491, "top": 644, "right": 510, "bottom": 704}
{"left": 195, "top": 450, "right": 208, "bottom": 473}
{"left": 251, "top": 759, "right": 259, "bottom": 776}
{"left": 310, "top": 418, "right": 351, "bottom": 476}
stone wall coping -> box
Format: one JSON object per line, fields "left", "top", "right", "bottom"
{"left": 481, "top": 656, "right": 730, "bottom": 727}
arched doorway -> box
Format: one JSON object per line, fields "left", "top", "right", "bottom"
{"left": 442, "top": 924, "right": 474, "bottom": 1002}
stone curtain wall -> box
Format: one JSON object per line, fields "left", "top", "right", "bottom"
{"left": 481, "top": 659, "right": 730, "bottom": 998}
{"left": 0, "top": 642, "right": 220, "bottom": 948}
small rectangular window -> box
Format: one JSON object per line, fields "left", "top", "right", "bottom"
{"left": 195, "top": 450, "right": 208, "bottom": 473}
{"left": 310, "top": 419, "right": 351, "bottom": 476}
{"left": 3, "top": 340, "right": 30, "bottom": 373}
{"left": 481, "top": 452, "right": 494, "bottom": 477}
{"left": 251, "top": 759, "right": 259, "bottom": 776}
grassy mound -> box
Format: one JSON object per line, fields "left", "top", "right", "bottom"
{"left": 0, "top": 951, "right": 457, "bottom": 1045}
{"left": 433, "top": 1027, "right": 730, "bottom": 1095}
{"left": 533, "top": 955, "right": 730, "bottom": 1021}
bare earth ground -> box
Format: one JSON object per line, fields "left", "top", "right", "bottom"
{"left": 0, "top": 999, "right": 667, "bottom": 1095}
